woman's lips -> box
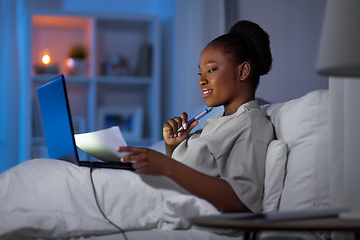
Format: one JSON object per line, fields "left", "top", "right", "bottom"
{"left": 202, "top": 89, "right": 213, "bottom": 98}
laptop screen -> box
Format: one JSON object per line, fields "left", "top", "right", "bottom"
{"left": 37, "top": 74, "right": 79, "bottom": 164}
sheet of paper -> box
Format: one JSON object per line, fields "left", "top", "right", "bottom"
{"left": 74, "top": 126, "right": 130, "bottom": 162}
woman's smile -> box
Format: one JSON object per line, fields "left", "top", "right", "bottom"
{"left": 202, "top": 89, "right": 213, "bottom": 98}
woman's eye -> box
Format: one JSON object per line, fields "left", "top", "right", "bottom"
{"left": 208, "top": 68, "right": 217, "bottom": 73}
{"left": 198, "top": 72, "right": 202, "bottom": 77}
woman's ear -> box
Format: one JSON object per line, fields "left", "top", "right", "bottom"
{"left": 238, "top": 62, "right": 251, "bottom": 81}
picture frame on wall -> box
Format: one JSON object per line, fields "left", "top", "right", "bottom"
{"left": 97, "top": 105, "right": 144, "bottom": 141}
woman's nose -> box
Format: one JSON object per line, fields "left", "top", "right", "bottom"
{"left": 199, "top": 75, "right": 208, "bottom": 86}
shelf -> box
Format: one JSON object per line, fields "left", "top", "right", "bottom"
{"left": 32, "top": 75, "right": 153, "bottom": 85}
{"left": 32, "top": 74, "right": 90, "bottom": 83}
{"left": 95, "top": 76, "right": 152, "bottom": 85}
{"left": 19, "top": 10, "right": 161, "bottom": 162}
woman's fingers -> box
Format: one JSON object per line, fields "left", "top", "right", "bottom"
{"left": 180, "top": 112, "right": 188, "bottom": 131}
{"left": 117, "top": 146, "right": 173, "bottom": 176}
{"left": 118, "top": 147, "right": 148, "bottom": 162}
{"left": 188, "top": 119, "right": 199, "bottom": 131}
{"left": 131, "top": 160, "right": 148, "bottom": 171}
{"left": 163, "top": 120, "right": 176, "bottom": 137}
{"left": 163, "top": 120, "right": 180, "bottom": 138}
{"left": 117, "top": 147, "right": 153, "bottom": 173}
{"left": 169, "top": 117, "right": 182, "bottom": 134}
{"left": 163, "top": 112, "right": 189, "bottom": 137}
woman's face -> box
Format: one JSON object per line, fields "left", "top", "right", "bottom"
{"left": 198, "top": 44, "right": 243, "bottom": 115}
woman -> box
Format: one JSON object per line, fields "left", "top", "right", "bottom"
{"left": 0, "top": 20, "right": 274, "bottom": 238}
{"left": 118, "top": 20, "right": 274, "bottom": 213}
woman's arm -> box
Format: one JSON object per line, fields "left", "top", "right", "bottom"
{"left": 119, "top": 113, "right": 250, "bottom": 213}
{"left": 166, "top": 156, "right": 250, "bottom": 213}
{"left": 118, "top": 147, "right": 250, "bottom": 213}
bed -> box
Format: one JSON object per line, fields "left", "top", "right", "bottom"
{"left": 0, "top": 89, "right": 330, "bottom": 240}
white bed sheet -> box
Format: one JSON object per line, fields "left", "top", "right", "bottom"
{"left": 0, "top": 158, "right": 221, "bottom": 239}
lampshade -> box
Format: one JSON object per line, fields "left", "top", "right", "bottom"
{"left": 316, "top": 0, "right": 360, "bottom": 77}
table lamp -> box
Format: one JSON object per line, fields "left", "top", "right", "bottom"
{"left": 317, "top": 0, "right": 360, "bottom": 77}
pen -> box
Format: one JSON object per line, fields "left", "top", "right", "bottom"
{"left": 177, "top": 107, "right": 214, "bottom": 132}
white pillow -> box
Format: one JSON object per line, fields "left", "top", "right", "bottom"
{"left": 266, "top": 90, "right": 330, "bottom": 210}
{"left": 262, "top": 140, "right": 288, "bottom": 212}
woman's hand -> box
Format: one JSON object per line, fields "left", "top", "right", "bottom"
{"left": 163, "top": 112, "right": 199, "bottom": 156}
{"left": 117, "top": 146, "right": 175, "bottom": 176}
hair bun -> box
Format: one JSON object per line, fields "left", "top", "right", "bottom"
{"left": 229, "top": 20, "right": 272, "bottom": 76}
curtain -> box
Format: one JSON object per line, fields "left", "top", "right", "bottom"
{"left": 0, "top": 0, "right": 21, "bottom": 173}
{"left": 329, "top": 77, "right": 360, "bottom": 240}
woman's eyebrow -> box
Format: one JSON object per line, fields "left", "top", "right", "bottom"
{"left": 198, "top": 61, "right": 217, "bottom": 69}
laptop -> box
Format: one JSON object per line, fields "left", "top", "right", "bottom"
{"left": 37, "top": 74, "right": 134, "bottom": 170}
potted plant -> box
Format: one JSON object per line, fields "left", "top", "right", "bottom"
{"left": 66, "top": 44, "right": 88, "bottom": 75}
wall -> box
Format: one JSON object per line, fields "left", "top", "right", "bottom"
{"left": 169, "top": 0, "right": 225, "bottom": 118}
{"left": 238, "top": 0, "right": 328, "bottom": 103}
{"left": 168, "top": 0, "right": 329, "bottom": 117}
{"left": 63, "top": 0, "right": 177, "bottom": 124}
{"left": 0, "top": 0, "right": 330, "bottom": 173}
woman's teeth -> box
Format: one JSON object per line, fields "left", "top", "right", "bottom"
{"left": 203, "top": 90, "right": 213, "bottom": 94}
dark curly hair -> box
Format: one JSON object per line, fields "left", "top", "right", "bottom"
{"left": 208, "top": 20, "right": 272, "bottom": 90}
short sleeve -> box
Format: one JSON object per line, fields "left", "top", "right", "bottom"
{"left": 217, "top": 137, "right": 267, "bottom": 213}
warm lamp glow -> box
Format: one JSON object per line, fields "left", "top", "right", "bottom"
{"left": 41, "top": 48, "right": 51, "bottom": 65}
{"left": 42, "top": 54, "right": 51, "bottom": 65}
{"left": 35, "top": 48, "right": 58, "bottom": 74}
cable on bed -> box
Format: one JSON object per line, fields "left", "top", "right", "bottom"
{"left": 89, "top": 163, "right": 129, "bottom": 240}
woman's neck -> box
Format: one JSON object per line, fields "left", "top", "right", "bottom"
{"left": 223, "top": 94, "right": 255, "bottom": 116}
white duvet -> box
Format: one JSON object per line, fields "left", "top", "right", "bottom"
{"left": 0, "top": 159, "right": 219, "bottom": 239}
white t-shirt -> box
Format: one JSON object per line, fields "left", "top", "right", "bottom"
{"left": 172, "top": 100, "right": 274, "bottom": 212}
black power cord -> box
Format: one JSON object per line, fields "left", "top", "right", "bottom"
{"left": 89, "top": 164, "right": 129, "bottom": 240}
